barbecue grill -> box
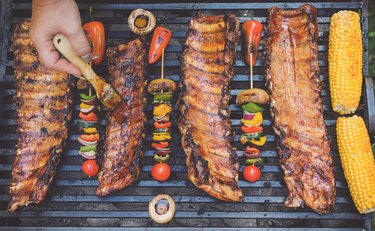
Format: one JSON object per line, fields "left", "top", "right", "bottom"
{"left": 0, "top": 0, "right": 374, "bottom": 230}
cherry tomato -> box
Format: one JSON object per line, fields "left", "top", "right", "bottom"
{"left": 82, "top": 159, "right": 99, "bottom": 177}
{"left": 243, "top": 165, "right": 261, "bottom": 183}
{"left": 151, "top": 162, "right": 171, "bottom": 181}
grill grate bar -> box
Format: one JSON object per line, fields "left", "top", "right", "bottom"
{"left": 12, "top": 2, "right": 363, "bottom": 10}
{"left": 0, "top": 211, "right": 363, "bottom": 219}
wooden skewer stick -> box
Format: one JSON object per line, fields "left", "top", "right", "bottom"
{"left": 250, "top": 54, "right": 253, "bottom": 89}
{"left": 160, "top": 48, "right": 165, "bottom": 94}
{"left": 161, "top": 48, "right": 165, "bottom": 80}
{"left": 248, "top": 44, "right": 254, "bottom": 89}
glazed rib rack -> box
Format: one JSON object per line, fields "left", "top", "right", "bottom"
{"left": 0, "top": 0, "right": 373, "bottom": 230}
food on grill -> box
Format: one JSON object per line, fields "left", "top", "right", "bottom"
{"left": 236, "top": 88, "right": 270, "bottom": 105}
{"left": 336, "top": 115, "right": 375, "bottom": 214}
{"left": 329, "top": 11, "right": 363, "bottom": 115}
{"left": 243, "top": 165, "right": 261, "bottom": 183}
{"left": 78, "top": 90, "right": 100, "bottom": 163}
{"left": 7, "top": 20, "right": 73, "bottom": 212}
{"left": 148, "top": 26, "right": 172, "bottom": 64}
{"left": 242, "top": 20, "right": 263, "bottom": 66}
{"left": 82, "top": 159, "right": 100, "bottom": 177}
{"left": 148, "top": 79, "right": 177, "bottom": 95}
{"left": 83, "top": 13, "right": 105, "bottom": 65}
{"left": 178, "top": 13, "right": 243, "bottom": 202}
{"left": 96, "top": 38, "right": 146, "bottom": 196}
{"left": 128, "top": 8, "right": 156, "bottom": 36}
{"left": 149, "top": 194, "right": 176, "bottom": 224}
{"left": 148, "top": 31, "right": 176, "bottom": 171}
{"left": 151, "top": 162, "right": 171, "bottom": 182}
{"left": 53, "top": 34, "right": 122, "bottom": 112}
{"left": 266, "top": 4, "right": 336, "bottom": 214}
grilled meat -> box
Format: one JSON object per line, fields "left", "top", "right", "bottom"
{"left": 8, "top": 20, "right": 73, "bottom": 212}
{"left": 178, "top": 14, "right": 243, "bottom": 202}
{"left": 96, "top": 38, "right": 146, "bottom": 196}
{"left": 265, "top": 5, "right": 336, "bottom": 214}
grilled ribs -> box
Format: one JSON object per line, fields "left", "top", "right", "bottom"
{"left": 96, "top": 38, "right": 146, "bottom": 196}
{"left": 265, "top": 5, "right": 336, "bottom": 214}
{"left": 8, "top": 20, "right": 73, "bottom": 212}
{"left": 178, "top": 14, "right": 243, "bottom": 202}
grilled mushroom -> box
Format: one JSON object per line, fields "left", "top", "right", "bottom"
{"left": 148, "top": 79, "right": 177, "bottom": 94}
{"left": 236, "top": 88, "right": 270, "bottom": 105}
{"left": 128, "top": 9, "right": 156, "bottom": 36}
{"left": 148, "top": 194, "right": 176, "bottom": 224}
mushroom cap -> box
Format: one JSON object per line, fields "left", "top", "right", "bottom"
{"left": 128, "top": 9, "right": 156, "bottom": 36}
{"left": 236, "top": 88, "right": 270, "bottom": 105}
{"left": 148, "top": 194, "right": 176, "bottom": 224}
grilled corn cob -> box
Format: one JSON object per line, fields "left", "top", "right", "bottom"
{"left": 329, "top": 11, "right": 363, "bottom": 115}
{"left": 336, "top": 115, "right": 375, "bottom": 214}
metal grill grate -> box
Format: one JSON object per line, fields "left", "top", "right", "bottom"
{"left": 0, "top": 0, "right": 373, "bottom": 230}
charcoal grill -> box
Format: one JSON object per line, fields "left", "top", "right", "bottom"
{"left": 0, "top": 0, "right": 374, "bottom": 230}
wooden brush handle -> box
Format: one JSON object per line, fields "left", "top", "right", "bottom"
{"left": 53, "top": 34, "right": 97, "bottom": 82}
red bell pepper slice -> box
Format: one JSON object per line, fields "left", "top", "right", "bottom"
{"left": 80, "top": 133, "right": 100, "bottom": 142}
{"left": 148, "top": 26, "right": 172, "bottom": 64}
{"left": 241, "top": 125, "right": 263, "bottom": 134}
{"left": 242, "top": 20, "right": 263, "bottom": 66}
{"left": 151, "top": 142, "right": 169, "bottom": 149}
{"left": 83, "top": 21, "right": 105, "bottom": 65}
{"left": 154, "top": 121, "right": 172, "bottom": 129}
{"left": 79, "top": 112, "right": 98, "bottom": 121}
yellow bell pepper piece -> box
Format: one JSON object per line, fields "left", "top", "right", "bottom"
{"left": 80, "top": 103, "right": 92, "bottom": 109}
{"left": 153, "top": 103, "right": 172, "bottom": 117}
{"left": 241, "top": 112, "right": 263, "bottom": 126}
{"left": 83, "top": 127, "right": 98, "bottom": 134}
{"left": 152, "top": 133, "right": 172, "bottom": 141}
{"left": 250, "top": 136, "right": 266, "bottom": 146}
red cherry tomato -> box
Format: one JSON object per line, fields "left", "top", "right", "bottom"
{"left": 82, "top": 159, "right": 99, "bottom": 177}
{"left": 243, "top": 165, "right": 261, "bottom": 183}
{"left": 151, "top": 162, "right": 171, "bottom": 181}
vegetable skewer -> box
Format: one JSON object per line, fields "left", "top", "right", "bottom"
{"left": 148, "top": 28, "right": 175, "bottom": 182}
{"left": 239, "top": 20, "right": 267, "bottom": 183}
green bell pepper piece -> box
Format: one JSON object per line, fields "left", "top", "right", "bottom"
{"left": 242, "top": 102, "right": 264, "bottom": 113}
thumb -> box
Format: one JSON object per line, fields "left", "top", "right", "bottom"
{"left": 65, "top": 28, "right": 91, "bottom": 57}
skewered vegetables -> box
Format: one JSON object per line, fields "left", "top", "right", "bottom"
{"left": 83, "top": 7, "right": 106, "bottom": 65}
{"left": 238, "top": 19, "right": 268, "bottom": 183}
{"left": 336, "top": 115, "right": 375, "bottom": 214}
{"left": 243, "top": 165, "right": 261, "bottom": 183}
{"left": 329, "top": 10, "right": 363, "bottom": 115}
{"left": 78, "top": 88, "right": 101, "bottom": 176}
{"left": 82, "top": 159, "right": 99, "bottom": 177}
{"left": 151, "top": 163, "right": 171, "bottom": 182}
{"left": 148, "top": 27, "right": 172, "bottom": 64}
{"left": 242, "top": 20, "right": 263, "bottom": 66}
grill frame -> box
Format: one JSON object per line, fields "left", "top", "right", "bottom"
{"left": 0, "top": 0, "right": 373, "bottom": 230}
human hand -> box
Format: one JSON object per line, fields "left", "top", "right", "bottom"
{"left": 30, "top": 0, "right": 90, "bottom": 76}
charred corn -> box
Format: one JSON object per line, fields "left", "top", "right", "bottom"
{"left": 329, "top": 11, "right": 362, "bottom": 115}
{"left": 336, "top": 115, "right": 375, "bottom": 214}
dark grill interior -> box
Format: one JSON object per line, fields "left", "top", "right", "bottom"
{"left": 0, "top": 0, "right": 373, "bottom": 229}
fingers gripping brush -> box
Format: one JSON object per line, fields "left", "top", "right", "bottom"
{"left": 53, "top": 34, "right": 121, "bottom": 112}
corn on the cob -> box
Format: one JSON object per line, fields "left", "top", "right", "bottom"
{"left": 336, "top": 115, "right": 375, "bottom": 214}
{"left": 329, "top": 11, "right": 363, "bottom": 115}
